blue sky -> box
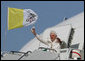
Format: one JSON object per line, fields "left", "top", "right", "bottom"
{"left": 1, "top": 1, "right": 84, "bottom": 51}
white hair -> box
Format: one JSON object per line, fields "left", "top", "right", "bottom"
{"left": 50, "top": 30, "right": 57, "bottom": 35}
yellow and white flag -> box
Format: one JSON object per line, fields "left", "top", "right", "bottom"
{"left": 8, "top": 7, "right": 38, "bottom": 30}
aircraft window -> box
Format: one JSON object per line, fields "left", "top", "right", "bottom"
{"left": 70, "top": 43, "right": 79, "bottom": 49}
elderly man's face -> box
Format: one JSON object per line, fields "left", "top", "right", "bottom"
{"left": 50, "top": 32, "right": 57, "bottom": 42}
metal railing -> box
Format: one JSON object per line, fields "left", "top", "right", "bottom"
{"left": 18, "top": 51, "right": 32, "bottom": 60}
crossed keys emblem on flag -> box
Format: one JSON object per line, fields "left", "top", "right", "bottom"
{"left": 26, "top": 13, "right": 36, "bottom": 23}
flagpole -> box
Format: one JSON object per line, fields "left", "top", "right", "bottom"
{"left": 3, "top": 7, "right": 8, "bottom": 52}
{"left": 3, "top": 23, "right": 7, "bottom": 52}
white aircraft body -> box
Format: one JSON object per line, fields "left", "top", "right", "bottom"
{"left": 1, "top": 12, "right": 84, "bottom": 60}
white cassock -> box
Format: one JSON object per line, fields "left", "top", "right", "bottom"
{"left": 36, "top": 34, "right": 61, "bottom": 53}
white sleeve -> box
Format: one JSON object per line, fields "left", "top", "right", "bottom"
{"left": 53, "top": 43, "right": 61, "bottom": 53}
{"left": 36, "top": 34, "right": 49, "bottom": 46}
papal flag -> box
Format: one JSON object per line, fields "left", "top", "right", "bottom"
{"left": 8, "top": 7, "right": 38, "bottom": 30}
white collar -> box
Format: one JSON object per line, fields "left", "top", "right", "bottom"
{"left": 49, "top": 39, "right": 57, "bottom": 43}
